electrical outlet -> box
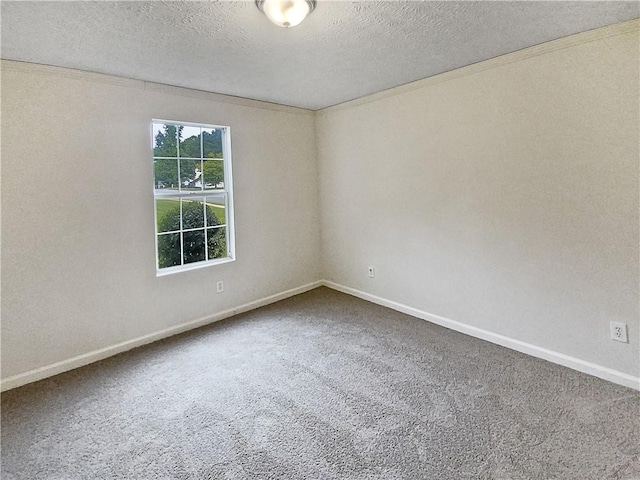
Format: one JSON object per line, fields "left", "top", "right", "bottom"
{"left": 216, "top": 281, "right": 224, "bottom": 293}
{"left": 610, "top": 321, "right": 628, "bottom": 343}
{"left": 368, "top": 266, "right": 375, "bottom": 278}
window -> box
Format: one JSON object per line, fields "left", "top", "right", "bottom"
{"left": 152, "top": 120, "right": 235, "bottom": 275}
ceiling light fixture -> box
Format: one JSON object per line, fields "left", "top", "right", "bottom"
{"left": 256, "top": 0, "right": 316, "bottom": 28}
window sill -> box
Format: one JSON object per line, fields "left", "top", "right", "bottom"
{"left": 156, "top": 256, "right": 235, "bottom": 277}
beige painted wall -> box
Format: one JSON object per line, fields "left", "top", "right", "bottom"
{"left": 317, "top": 30, "right": 639, "bottom": 377}
{"left": 2, "top": 23, "right": 638, "bottom": 386}
{"left": 1, "top": 62, "right": 321, "bottom": 379}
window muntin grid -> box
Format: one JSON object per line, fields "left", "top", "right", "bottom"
{"left": 152, "top": 120, "right": 235, "bottom": 274}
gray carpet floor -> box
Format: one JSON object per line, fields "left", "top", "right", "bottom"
{"left": 2, "top": 287, "right": 639, "bottom": 479}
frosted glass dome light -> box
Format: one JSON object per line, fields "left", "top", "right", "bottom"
{"left": 256, "top": 0, "right": 317, "bottom": 28}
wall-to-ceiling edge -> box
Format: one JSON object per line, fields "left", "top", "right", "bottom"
{"left": 318, "top": 17, "right": 640, "bottom": 114}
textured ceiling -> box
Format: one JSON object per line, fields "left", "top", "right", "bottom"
{"left": 1, "top": 1, "right": 638, "bottom": 110}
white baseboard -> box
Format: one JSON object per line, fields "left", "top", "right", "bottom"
{"left": 0, "top": 281, "right": 323, "bottom": 392}
{"left": 322, "top": 281, "right": 640, "bottom": 392}
{"left": 4, "top": 279, "right": 638, "bottom": 392}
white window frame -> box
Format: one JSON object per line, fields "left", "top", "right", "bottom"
{"left": 152, "top": 119, "right": 235, "bottom": 276}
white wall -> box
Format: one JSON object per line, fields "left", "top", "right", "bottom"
{"left": 1, "top": 62, "right": 321, "bottom": 381}
{"left": 2, "top": 21, "right": 638, "bottom": 389}
{"left": 317, "top": 27, "right": 639, "bottom": 379}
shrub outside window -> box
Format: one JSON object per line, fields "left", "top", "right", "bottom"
{"left": 152, "top": 120, "right": 235, "bottom": 275}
